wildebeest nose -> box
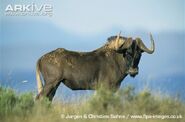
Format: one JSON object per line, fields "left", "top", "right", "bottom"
{"left": 128, "top": 67, "right": 138, "bottom": 75}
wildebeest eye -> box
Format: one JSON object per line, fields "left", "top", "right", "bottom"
{"left": 125, "top": 51, "right": 132, "bottom": 59}
{"left": 126, "top": 49, "right": 132, "bottom": 55}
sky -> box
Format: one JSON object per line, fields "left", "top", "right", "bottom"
{"left": 0, "top": 0, "right": 185, "bottom": 83}
{"left": 52, "top": 0, "right": 185, "bottom": 34}
{"left": 1, "top": 0, "right": 184, "bottom": 34}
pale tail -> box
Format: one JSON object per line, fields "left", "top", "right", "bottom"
{"left": 36, "top": 59, "right": 43, "bottom": 94}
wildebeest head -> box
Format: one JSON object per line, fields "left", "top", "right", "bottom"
{"left": 126, "top": 34, "right": 155, "bottom": 77}
{"left": 106, "top": 33, "right": 155, "bottom": 77}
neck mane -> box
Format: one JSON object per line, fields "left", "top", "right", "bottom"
{"left": 94, "top": 36, "right": 127, "bottom": 52}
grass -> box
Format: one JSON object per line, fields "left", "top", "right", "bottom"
{"left": 0, "top": 86, "right": 184, "bottom": 122}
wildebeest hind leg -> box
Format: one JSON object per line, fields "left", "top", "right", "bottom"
{"left": 36, "top": 80, "right": 61, "bottom": 101}
{"left": 47, "top": 81, "right": 61, "bottom": 101}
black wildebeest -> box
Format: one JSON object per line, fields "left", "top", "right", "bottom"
{"left": 36, "top": 32, "right": 155, "bottom": 101}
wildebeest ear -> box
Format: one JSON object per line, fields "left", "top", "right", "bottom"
{"left": 115, "top": 38, "right": 125, "bottom": 50}
{"left": 122, "top": 37, "right": 133, "bottom": 49}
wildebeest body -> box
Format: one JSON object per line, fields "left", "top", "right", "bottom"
{"left": 36, "top": 33, "right": 155, "bottom": 101}
{"left": 39, "top": 48, "right": 127, "bottom": 91}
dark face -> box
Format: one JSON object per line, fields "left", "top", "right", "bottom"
{"left": 124, "top": 41, "right": 142, "bottom": 77}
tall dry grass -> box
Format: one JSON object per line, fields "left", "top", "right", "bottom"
{"left": 0, "top": 86, "right": 184, "bottom": 122}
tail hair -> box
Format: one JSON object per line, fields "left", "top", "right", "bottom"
{"left": 36, "top": 59, "right": 43, "bottom": 94}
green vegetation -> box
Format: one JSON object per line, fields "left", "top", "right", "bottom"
{"left": 0, "top": 86, "right": 184, "bottom": 122}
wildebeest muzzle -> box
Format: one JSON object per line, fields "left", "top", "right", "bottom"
{"left": 128, "top": 67, "right": 138, "bottom": 77}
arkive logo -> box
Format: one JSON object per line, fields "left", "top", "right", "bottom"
{"left": 4, "top": 3, "right": 53, "bottom": 17}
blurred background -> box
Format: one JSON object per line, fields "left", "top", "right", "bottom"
{"left": 0, "top": 0, "right": 184, "bottom": 101}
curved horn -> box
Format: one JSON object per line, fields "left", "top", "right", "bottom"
{"left": 136, "top": 33, "right": 155, "bottom": 54}
{"left": 115, "top": 31, "right": 122, "bottom": 50}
